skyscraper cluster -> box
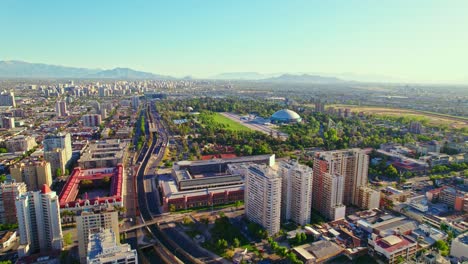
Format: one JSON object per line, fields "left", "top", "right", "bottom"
{"left": 243, "top": 148, "right": 377, "bottom": 235}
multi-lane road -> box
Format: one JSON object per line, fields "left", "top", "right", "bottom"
{"left": 134, "top": 101, "right": 225, "bottom": 264}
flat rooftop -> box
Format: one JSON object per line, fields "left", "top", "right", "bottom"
{"left": 78, "top": 139, "right": 127, "bottom": 162}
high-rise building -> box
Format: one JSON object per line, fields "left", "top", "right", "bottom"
{"left": 312, "top": 149, "right": 369, "bottom": 209}
{"left": 44, "top": 148, "right": 67, "bottom": 178}
{"left": 277, "top": 160, "right": 313, "bottom": 226}
{"left": 244, "top": 164, "right": 282, "bottom": 235}
{"left": 55, "top": 100, "right": 68, "bottom": 117}
{"left": 314, "top": 101, "right": 325, "bottom": 113}
{"left": 321, "top": 173, "right": 346, "bottom": 220}
{"left": 16, "top": 185, "right": 63, "bottom": 257}
{"left": 408, "top": 121, "right": 424, "bottom": 134}
{"left": 0, "top": 90, "right": 16, "bottom": 107}
{"left": 358, "top": 186, "right": 381, "bottom": 210}
{"left": 131, "top": 95, "right": 139, "bottom": 110}
{"left": 76, "top": 210, "right": 119, "bottom": 263}
{"left": 5, "top": 135, "right": 37, "bottom": 153}
{"left": 10, "top": 161, "right": 53, "bottom": 191}
{"left": 82, "top": 114, "right": 102, "bottom": 127}
{"left": 43, "top": 133, "right": 72, "bottom": 171}
{"left": 0, "top": 180, "right": 27, "bottom": 224}
{"left": 87, "top": 228, "right": 137, "bottom": 264}
{"left": 1, "top": 116, "right": 15, "bottom": 129}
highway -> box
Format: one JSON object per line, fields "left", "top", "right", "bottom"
{"left": 135, "top": 100, "right": 226, "bottom": 264}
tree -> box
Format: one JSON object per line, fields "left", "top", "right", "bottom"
{"left": 234, "top": 200, "right": 242, "bottom": 210}
{"left": 433, "top": 240, "right": 449, "bottom": 256}
{"left": 63, "top": 232, "right": 73, "bottom": 246}
{"left": 233, "top": 238, "right": 240, "bottom": 248}
{"left": 56, "top": 168, "right": 63, "bottom": 177}
{"left": 216, "top": 239, "right": 228, "bottom": 250}
{"left": 385, "top": 165, "right": 399, "bottom": 178}
{"left": 169, "top": 204, "right": 176, "bottom": 212}
{"left": 0, "top": 175, "right": 6, "bottom": 183}
{"left": 395, "top": 255, "right": 405, "bottom": 264}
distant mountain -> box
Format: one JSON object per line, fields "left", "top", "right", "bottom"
{"left": 0, "top": 60, "right": 173, "bottom": 79}
{"left": 0, "top": 60, "right": 100, "bottom": 78}
{"left": 85, "top": 67, "right": 172, "bottom": 79}
{"left": 260, "top": 74, "right": 346, "bottom": 83}
{"left": 212, "top": 72, "right": 280, "bottom": 80}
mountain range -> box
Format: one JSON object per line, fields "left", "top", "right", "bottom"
{"left": 0, "top": 60, "right": 357, "bottom": 83}
{"left": 0, "top": 60, "right": 172, "bottom": 79}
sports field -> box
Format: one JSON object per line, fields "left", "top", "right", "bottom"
{"left": 326, "top": 104, "right": 468, "bottom": 129}
{"left": 208, "top": 112, "right": 252, "bottom": 132}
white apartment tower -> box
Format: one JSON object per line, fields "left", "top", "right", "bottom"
{"left": 0, "top": 90, "right": 16, "bottom": 107}
{"left": 277, "top": 160, "right": 313, "bottom": 226}
{"left": 322, "top": 173, "right": 346, "bottom": 220}
{"left": 15, "top": 185, "right": 63, "bottom": 257}
{"left": 87, "top": 228, "right": 137, "bottom": 264}
{"left": 244, "top": 164, "right": 282, "bottom": 235}
{"left": 55, "top": 100, "right": 68, "bottom": 117}
{"left": 77, "top": 210, "right": 120, "bottom": 263}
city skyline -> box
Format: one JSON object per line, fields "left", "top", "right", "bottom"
{"left": 1, "top": 0, "right": 468, "bottom": 83}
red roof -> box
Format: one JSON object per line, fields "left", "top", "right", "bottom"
{"left": 41, "top": 184, "right": 52, "bottom": 194}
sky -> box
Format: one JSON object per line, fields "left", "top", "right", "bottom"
{"left": 1, "top": 0, "right": 467, "bottom": 82}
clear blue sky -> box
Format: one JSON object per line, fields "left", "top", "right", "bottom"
{"left": 1, "top": 0, "right": 467, "bottom": 82}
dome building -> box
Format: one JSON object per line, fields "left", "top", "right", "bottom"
{"left": 270, "top": 109, "right": 302, "bottom": 123}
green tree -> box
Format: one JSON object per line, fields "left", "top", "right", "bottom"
{"left": 433, "top": 240, "right": 449, "bottom": 256}
{"left": 385, "top": 165, "right": 399, "bottom": 178}
{"left": 395, "top": 255, "right": 405, "bottom": 263}
{"left": 216, "top": 239, "right": 228, "bottom": 250}
{"left": 169, "top": 204, "right": 176, "bottom": 212}
{"left": 63, "top": 233, "right": 73, "bottom": 246}
{"left": 56, "top": 168, "right": 63, "bottom": 177}
{"left": 233, "top": 238, "right": 240, "bottom": 248}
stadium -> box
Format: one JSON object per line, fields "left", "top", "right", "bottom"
{"left": 270, "top": 109, "right": 302, "bottom": 123}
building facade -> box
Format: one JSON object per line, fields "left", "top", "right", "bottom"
{"left": 244, "top": 164, "right": 282, "bottom": 235}
{"left": 87, "top": 228, "right": 137, "bottom": 264}
{"left": 5, "top": 135, "right": 37, "bottom": 153}
{"left": 278, "top": 160, "right": 313, "bottom": 226}
{"left": 55, "top": 100, "right": 68, "bottom": 117}
{"left": 43, "top": 133, "right": 72, "bottom": 175}
{"left": 358, "top": 187, "right": 381, "bottom": 210}
{"left": 0, "top": 180, "right": 27, "bottom": 224}
{"left": 0, "top": 90, "right": 16, "bottom": 107}
{"left": 15, "top": 185, "right": 63, "bottom": 257}
{"left": 312, "top": 149, "right": 369, "bottom": 218}
{"left": 77, "top": 210, "right": 120, "bottom": 263}
{"left": 10, "top": 161, "right": 53, "bottom": 191}
{"left": 82, "top": 114, "right": 102, "bottom": 127}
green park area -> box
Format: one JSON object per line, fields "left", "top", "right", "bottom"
{"left": 199, "top": 112, "right": 252, "bottom": 132}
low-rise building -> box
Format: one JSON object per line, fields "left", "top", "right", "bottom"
{"left": 450, "top": 233, "right": 468, "bottom": 262}
{"left": 293, "top": 240, "right": 343, "bottom": 264}
{"left": 368, "top": 234, "right": 418, "bottom": 264}
{"left": 358, "top": 187, "right": 381, "bottom": 210}
{"left": 78, "top": 140, "right": 128, "bottom": 169}
{"left": 5, "top": 135, "right": 36, "bottom": 153}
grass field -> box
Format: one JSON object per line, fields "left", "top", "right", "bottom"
{"left": 325, "top": 104, "right": 468, "bottom": 129}
{"left": 210, "top": 112, "right": 252, "bottom": 132}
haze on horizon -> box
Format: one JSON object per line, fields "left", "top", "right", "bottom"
{"left": 1, "top": 0, "right": 467, "bottom": 83}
